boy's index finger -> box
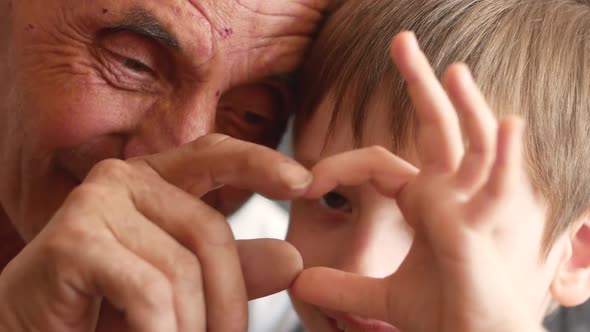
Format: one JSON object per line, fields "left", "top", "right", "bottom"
{"left": 304, "top": 147, "right": 419, "bottom": 199}
{"left": 390, "top": 32, "right": 464, "bottom": 172}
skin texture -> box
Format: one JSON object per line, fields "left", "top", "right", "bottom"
{"left": 0, "top": 0, "right": 327, "bottom": 331}
{"left": 288, "top": 32, "right": 575, "bottom": 332}
{"left": 0, "top": 0, "right": 577, "bottom": 330}
{"left": 207, "top": 82, "right": 289, "bottom": 216}
{"left": 0, "top": 0, "right": 325, "bottom": 241}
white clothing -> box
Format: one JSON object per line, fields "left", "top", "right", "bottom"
{"left": 229, "top": 195, "right": 301, "bottom": 332}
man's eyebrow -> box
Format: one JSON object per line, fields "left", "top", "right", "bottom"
{"left": 107, "top": 9, "right": 180, "bottom": 49}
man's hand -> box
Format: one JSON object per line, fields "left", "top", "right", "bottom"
{"left": 291, "top": 32, "right": 546, "bottom": 332}
{"left": 0, "top": 134, "right": 310, "bottom": 332}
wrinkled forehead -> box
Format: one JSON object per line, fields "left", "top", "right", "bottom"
{"left": 9, "top": 0, "right": 308, "bottom": 88}
{"left": 12, "top": 0, "right": 214, "bottom": 54}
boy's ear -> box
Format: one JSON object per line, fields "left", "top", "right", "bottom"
{"left": 551, "top": 212, "right": 590, "bottom": 307}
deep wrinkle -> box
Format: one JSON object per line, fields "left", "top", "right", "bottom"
{"left": 185, "top": 0, "right": 219, "bottom": 44}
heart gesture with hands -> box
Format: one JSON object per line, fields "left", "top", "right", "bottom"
{"left": 291, "top": 32, "right": 547, "bottom": 332}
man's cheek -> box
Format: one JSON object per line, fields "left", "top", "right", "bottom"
{"left": 26, "top": 74, "right": 151, "bottom": 150}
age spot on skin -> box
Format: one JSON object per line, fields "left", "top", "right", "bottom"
{"left": 102, "top": 8, "right": 109, "bottom": 14}
{"left": 216, "top": 90, "right": 221, "bottom": 97}
{"left": 220, "top": 27, "right": 234, "bottom": 39}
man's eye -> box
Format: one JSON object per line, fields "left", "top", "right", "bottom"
{"left": 122, "top": 57, "right": 153, "bottom": 73}
{"left": 243, "top": 111, "right": 268, "bottom": 126}
{"left": 319, "top": 192, "right": 352, "bottom": 213}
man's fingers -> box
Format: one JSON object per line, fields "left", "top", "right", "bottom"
{"left": 85, "top": 136, "right": 311, "bottom": 331}
{"left": 237, "top": 239, "right": 303, "bottom": 300}
{"left": 129, "top": 179, "right": 249, "bottom": 332}
{"left": 291, "top": 268, "right": 392, "bottom": 324}
{"left": 391, "top": 31, "right": 464, "bottom": 172}
{"left": 304, "top": 146, "right": 419, "bottom": 199}
{"left": 444, "top": 63, "right": 498, "bottom": 191}
{"left": 83, "top": 241, "right": 178, "bottom": 332}
{"left": 138, "top": 134, "right": 312, "bottom": 200}
{"left": 102, "top": 208, "right": 206, "bottom": 332}
{"left": 87, "top": 143, "right": 300, "bottom": 331}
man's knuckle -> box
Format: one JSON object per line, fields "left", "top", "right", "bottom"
{"left": 182, "top": 211, "right": 234, "bottom": 250}
{"left": 40, "top": 227, "right": 96, "bottom": 279}
{"left": 42, "top": 231, "right": 72, "bottom": 263}
{"left": 140, "top": 273, "right": 173, "bottom": 308}
{"left": 67, "top": 183, "right": 110, "bottom": 206}
{"left": 200, "top": 215, "right": 234, "bottom": 247}
{"left": 88, "top": 159, "right": 131, "bottom": 182}
{"left": 171, "top": 250, "right": 202, "bottom": 281}
{"left": 53, "top": 213, "right": 105, "bottom": 250}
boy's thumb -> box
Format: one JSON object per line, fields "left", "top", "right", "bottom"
{"left": 290, "top": 267, "right": 397, "bottom": 326}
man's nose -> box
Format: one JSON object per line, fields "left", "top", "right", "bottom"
{"left": 123, "top": 90, "right": 218, "bottom": 158}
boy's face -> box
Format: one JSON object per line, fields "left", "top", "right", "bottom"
{"left": 288, "top": 88, "right": 569, "bottom": 332}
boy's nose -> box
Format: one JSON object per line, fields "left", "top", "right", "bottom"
{"left": 335, "top": 243, "right": 397, "bottom": 279}
{"left": 334, "top": 212, "right": 412, "bottom": 278}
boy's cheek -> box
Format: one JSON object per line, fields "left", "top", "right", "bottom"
{"left": 287, "top": 200, "right": 333, "bottom": 268}
{"left": 287, "top": 201, "right": 315, "bottom": 263}
{"left": 288, "top": 199, "right": 411, "bottom": 278}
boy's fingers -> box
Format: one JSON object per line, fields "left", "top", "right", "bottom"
{"left": 444, "top": 64, "right": 498, "bottom": 191}
{"left": 137, "top": 134, "right": 312, "bottom": 200}
{"left": 304, "top": 147, "right": 419, "bottom": 199}
{"left": 291, "top": 268, "right": 393, "bottom": 325}
{"left": 391, "top": 32, "right": 464, "bottom": 172}
{"left": 483, "top": 117, "right": 525, "bottom": 197}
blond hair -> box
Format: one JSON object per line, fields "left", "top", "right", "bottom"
{"left": 296, "top": 0, "right": 590, "bottom": 247}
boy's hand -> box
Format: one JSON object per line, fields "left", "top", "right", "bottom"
{"left": 291, "top": 32, "right": 546, "bottom": 332}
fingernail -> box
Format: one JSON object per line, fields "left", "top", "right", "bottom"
{"left": 405, "top": 31, "right": 419, "bottom": 48}
{"left": 278, "top": 162, "right": 312, "bottom": 191}
{"left": 458, "top": 63, "right": 474, "bottom": 81}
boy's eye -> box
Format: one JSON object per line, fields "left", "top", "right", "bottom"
{"left": 320, "top": 192, "right": 352, "bottom": 213}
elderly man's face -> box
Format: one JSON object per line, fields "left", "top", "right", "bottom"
{"left": 0, "top": 0, "right": 323, "bottom": 240}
